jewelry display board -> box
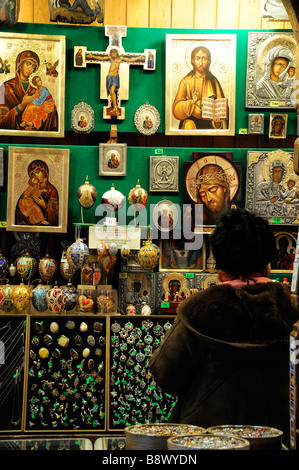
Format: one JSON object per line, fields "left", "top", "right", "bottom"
{"left": 108, "top": 315, "right": 177, "bottom": 431}
{"left": 26, "top": 315, "right": 107, "bottom": 432}
{"left": 0, "top": 316, "right": 26, "bottom": 432}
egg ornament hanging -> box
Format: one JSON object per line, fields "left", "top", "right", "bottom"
{"left": 77, "top": 176, "right": 97, "bottom": 209}
{"left": 66, "top": 239, "right": 89, "bottom": 270}
{"left": 62, "top": 283, "right": 77, "bottom": 311}
{"left": 97, "top": 241, "right": 108, "bottom": 259}
{"left": 12, "top": 282, "right": 31, "bottom": 312}
{"left": 39, "top": 252, "right": 57, "bottom": 284}
{"left": 16, "top": 252, "right": 37, "bottom": 282}
{"left": 2, "top": 282, "right": 14, "bottom": 312}
{"left": 120, "top": 244, "right": 130, "bottom": 259}
{"left": 101, "top": 184, "right": 125, "bottom": 212}
{"left": 0, "top": 250, "right": 8, "bottom": 278}
{"left": 60, "top": 256, "right": 76, "bottom": 281}
{"left": 47, "top": 282, "right": 66, "bottom": 313}
{"left": 31, "top": 281, "right": 49, "bottom": 313}
{"left": 128, "top": 180, "right": 148, "bottom": 211}
{"left": 0, "top": 285, "right": 5, "bottom": 309}
{"left": 108, "top": 242, "right": 118, "bottom": 257}
{"left": 138, "top": 240, "right": 160, "bottom": 270}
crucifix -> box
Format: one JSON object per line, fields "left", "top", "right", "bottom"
{"left": 74, "top": 25, "right": 156, "bottom": 120}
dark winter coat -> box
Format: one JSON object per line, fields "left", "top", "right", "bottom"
{"left": 149, "top": 281, "right": 299, "bottom": 438}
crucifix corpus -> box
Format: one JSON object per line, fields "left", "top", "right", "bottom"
{"left": 74, "top": 25, "right": 156, "bottom": 120}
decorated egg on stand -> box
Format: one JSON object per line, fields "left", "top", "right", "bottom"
{"left": 97, "top": 242, "right": 108, "bottom": 259}
{"left": 120, "top": 244, "right": 130, "bottom": 259}
{"left": 16, "top": 252, "right": 37, "bottom": 282}
{"left": 141, "top": 303, "right": 152, "bottom": 316}
{"left": 8, "top": 262, "right": 16, "bottom": 278}
{"left": 62, "top": 283, "right": 77, "bottom": 311}
{"left": 1, "top": 281, "right": 14, "bottom": 312}
{"left": 12, "top": 282, "right": 31, "bottom": 312}
{"left": 77, "top": 176, "right": 97, "bottom": 209}
{"left": 66, "top": 239, "right": 89, "bottom": 270}
{"left": 102, "top": 184, "right": 125, "bottom": 212}
{"left": 0, "top": 250, "right": 8, "bottom": 278}
{"left": 128, "top": 180, "right": 148, "bottom": 211}
{"left": 126, "top": 304, "right": 136, "bottom": 315}
{"left": 60, "top": 256, "right": 76, "bottom": 281}
{"left": 31, "top": 281, "right": 50, "bottom": 313}
{"left": 39, "top": 252, "right": 57, "bottom": 284}
{"left": 47, "top": 282, "right": 66, "bottom": 313}
{"left": 138, "top": 240, "right": 160, "bottom": 270}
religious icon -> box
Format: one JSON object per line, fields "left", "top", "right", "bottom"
{"left": 271, "top": 230, "right": 297, "bottom": 272}
{"left": 248, "top": 114, "right": 264, "bottom": 135}
{"left": 99, "top": 143, "right": 127, "bottom": 176}
{"left": 269, "top": 113, "right": 288, "bottom": 139}
{"left": 149, "top": 156, "right": 179, "bottom": 192}
{"left": 0, "top": 32, "right": 65, "bottom": 138}
{"left": 245, "top": 32, "right": 296, "bottom": 109}
{"left": 49, "top": 0, "right": 104, "bottom": 25}
{"left": 165, "top": 34, "right": 236, "bottom": 136}
{"left": 6, "top": 147, "right": 69, "bottom": 233}
{"left": 246, "top": 149, "right": 299, "bottom": 225}
{"left": 71, "top": 100, "right": 94, "bottom": 133}
{"left": 118, "top": 272, "right": 155, "bottom": 315}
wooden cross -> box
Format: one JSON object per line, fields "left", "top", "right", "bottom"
{"left": 74, "top": 25, "right": 156, "bottom": 120}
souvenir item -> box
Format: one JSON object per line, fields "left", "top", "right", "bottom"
{"left": 96, "top": 291, "right": 116, "bottom": 313}
{"left": 99, "top": 143, "right": 127, "bottom": 177}
{"left": 126, "top": 304, "right": 136, "bottom": 315}
{"left": 120, "top": 245, "right": 130, "bottom": 259}
{"left": 71, "top": 101, "right": 95, "bottom": 134}
{"left": 167, "top": 434, "right": 250, "bottom": 450}
{"left": 16, "top": 252, "right": 37, "bottom": 281}
{"left": 149, "top": 156, "right": 179, "bottom": 193}
{"left": 0, "top": 285, "right": 5, "bottom": 309}
{"left": 77, "top": 290, "right": 95, "bottom": 313}
{"left": 100, "top": 255, "right": 117, "bottom": 273}
{"left": 138, "top": 240, "right": 160, "bottom": 270}
{"left": 39, "top": 252, "right": 57, "bottom": 283}
{"left": 67, "top": 239, "right": 89, "bottom": 269}
{"left": 50, "top": 322, "right": 59, "bottom": 333}
{"left": 97, "top": 242, "right": 108, "bottom": 259}
{"left": 134, "top": 103, "right": 160, "bottom": 135}
{"left": 60, "top": 255, "right": 76, "bottom": 281}
{"left": 47, "top": 283, "right": 66, "bottom": 313}
{"left": 12, "top": 283, "right": 31, "bottom": 312}
{"left": 62, "top": 283, "right": 77, "bottom": 311}
{"left": 141, "top": 304, "right": 151, "bottom": 316}
{"left": 50, "top": 0, "right": 103, "bottom": 25}
{"left": 8, "top": 262, "right": 16, "bottom": 277}
{"left": 102, "top": 184, "right": 125, "bottom": 212}
{"left": 2, "top": 282, "right": 14, "bottom": 312}
{"left": 31, "top": 282, "right": 49, "bottom": 313}
{"left": 108, "top": 243, "right": 118, "bottom": 256}
{"left": 77, "top": 176, "right": 97, "bottom": 208}
{"left": 0, "top": 250, "right": 8, "bottom": 278}
{"left": 128, "top": 180, "right": 148, "bottom": 211}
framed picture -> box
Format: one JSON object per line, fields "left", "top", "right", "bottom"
{"left": 0, "top": 148, "right": 4, "bottom": 188}
{"left": 194, "top": 273, "right": 219, "bottom": 290}
{"left": 248, "top": 114, "right": 264, "bottom": 135}
{"left": 0, "top": 32, "right": 65, "bottom": 138}
{"left": 134, "top": 103, "right": 160, "bottom": 135}
{"left": 156, "top": 271, "right": 195, "bottom": 313}
{"left": 143, "top": 49, "right": 156, "bottom": 70}
{"left": 165, "top": 34, "right": 236, "bottom": 136}
{"left": 149, "top": 156, "right": 179, "bottom": 193}
{"left": 71, "top": 100, "right": 94, "bottom": 134}
{"left": 152, "top": 200, "right": 180, "bottom": 233}
{"left": 99, "top": 143, "right": 127, "bottom": 176}
{"left": 6, "top": 147, "right": 69, "bottom": 233}
{"left": 271, "top": 230, "right": 297, "bottom": 272}
{"left": 159, "top": 236, "right": 205, "bottom": 272}
{"left": 246, "top": 149, "right": 299, "bottom": 225}
{"left": 183, "top": 154, "right": 241, "bottom": 227}
{"left": 269, "top": 113, "right": 288, "bottom": 139}
{"left": 118, "top": 272, "right": 155, "bottom": 315}
{"left": 245, "top": 32, "right": 296, "bottom": 109}
{"left": 261, "top": 0, "right": 289, "bottom": 20}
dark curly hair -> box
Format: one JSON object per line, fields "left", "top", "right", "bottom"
{"left": 211, "top": 208, "right": 276, "bottom": 278}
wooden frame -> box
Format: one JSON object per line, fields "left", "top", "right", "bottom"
{"left": 159, "top": 236, "right": 205, "bottom": 272}
{"left": 99, "top": 143, "right": 127, "bottom": 177}
{"left": 165, "top": 34, "right": 236, "bottom": 136}
{"left": 0, "top": 32, "right": 65, "bottom": 138}
{"left": 246, "top": 149, "right": 299, "bottom": 225}
{"left": 6, "top": 147, "right": 69, "bottom": 233}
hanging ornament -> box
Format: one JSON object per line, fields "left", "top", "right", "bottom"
{"left": 0, "top": 250, "right": 8, "bottom": 278}
{"left": 128, "top": 179, "right": 148, "bottom": 211}
{"left": 100, "top": 254, "right": 117, "bottom": 273}
{"left": 102, "top": 184, "right": 125, "bottom": 212}
{"left": 0, "top": 285, "right": 5, "bottom": 309}
{"left": 12, "top": 282, "right": 31, "bottom": 312}
{"left": 8, "top": 262, "right": 16, "bottom": 278}
{"left": 97, "top": 242, "right": 108, "bottom": 259}
{"left": 108, "top": 242, "right": 118, "bottom": 257}
{"left": 77, "top": 176, "right": 97, "bottom": 209}
{"left": 66, "top": 238, "right": 89, "bottom": 270}
{"left": 60, "top": 256, "right": 76, "bottom": 281}
{"left": 39, "top": 252, "right": 57, "bottom": 284}
{"left": 62, "top": 283, "right": 77, "bottom": 311}
{"left": 120, "top": 244, "right": 130, "bottom": 259}
{"left": 16, "top": 252, "right": 37, "bottom": 281}
{"left": 138, "top": 240, "right": 160, "bottom": 270}
{"left": 47, "top": 282, "right": 66, "bottom": 313}
{"left": 31, "top": 281, "right": 49, "bottom": 313}
{"left": 2, "top": 281, "right": 14, "bottom": 312}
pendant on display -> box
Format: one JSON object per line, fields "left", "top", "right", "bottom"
{"left": 66, "top": 239, "right": 89, "bottom": 270}
{"left": 39, "top": 252, "right": 57, "bottom": 284}
{"left": 0, "top": 250, "right": 8, "bottom": 278}
{"left": 16, "top": 252, "right": 37, "bottom": 282}
{"left": 134, "top": 102, "right": 160, "bottom": 135}
{"left": 12, "top": 282, "right": 31, "bottom": 312}
{"left": 47, "top": 283, "right": 66, "bottom": 313}
{"left": 102, "top": 184, "right": 125, "bottom": 212}
{"left": 128, "top": 179, "right": 148, "bottom": 211}
{"left": 77, "top": 176, "right": 97, "bottom": 209}
{"left": 71, "top": 100, "right": 95, "bottom": 133}
{"left": 31, "top": 281, "right": 50, "bottom": 313}
{"left": 138, "top": 240, "right": 160, "bottom": 270}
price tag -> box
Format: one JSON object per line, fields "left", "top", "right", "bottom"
{"left": 119, "top": 273, "right": 127, "bottom": 279}
{"left": 0, "top": 221, "right": 6, "bottom": 228}
{"left": 272, "top": 218, "right": 281, "bottom": 224}
{"left": 161, "top": 302, "right": 170, "bottom": 308}
{"left": 155, "top": 149, "right": 163, "bottom": 155}
{"left": 239, "top": 128, "right": 248, "bottom": 134}
{"left": 185, "top": 273, "right": 194, "bottom": 279}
